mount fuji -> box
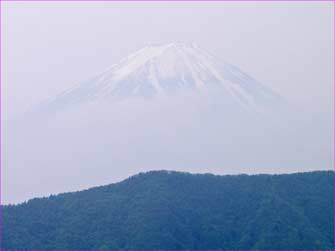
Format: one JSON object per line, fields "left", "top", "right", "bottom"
{"left": 8, "top": 43, "right": 332, "bottom": 206}
{"left": 35, "top": 42, "right": 281, "bottom": 115}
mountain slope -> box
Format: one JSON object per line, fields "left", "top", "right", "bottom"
{"left": 2, "top": 170, "right": 333, "bottom": 250}
{"left": 35, "top": 43, "right": 281, "bottom": 114}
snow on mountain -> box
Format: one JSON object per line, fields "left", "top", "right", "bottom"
{"left": 36, "top": 42, "right": 281, "bottom": 114}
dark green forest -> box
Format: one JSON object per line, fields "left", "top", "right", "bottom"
{"left": 2, "top": 170, "right": 334, "bottom": 250}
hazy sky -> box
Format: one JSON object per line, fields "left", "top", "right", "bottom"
{"left": 3, "top": 1, "right": 334, "bottom": 117}
{"left": 2, "top": 1, "right": 334, "bottom": 204}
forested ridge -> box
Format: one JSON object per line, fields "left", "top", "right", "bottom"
{"left": 2, "top": 170, "right": 334, "bottom": 250}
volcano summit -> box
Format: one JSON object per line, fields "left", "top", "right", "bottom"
{"left": 36, "top": 42, "right": 281, "bottom": 114}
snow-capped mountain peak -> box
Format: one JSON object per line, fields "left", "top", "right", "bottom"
{"left": 96, "top": 42, "right": 219, "bottom": 92}
{"left": 37, "top": 42, "right": 281, "bottom": 113}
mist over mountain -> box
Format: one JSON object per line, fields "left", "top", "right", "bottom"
{"left": 3, "top": 43, "right": 332, "bottom": 204}
{"left": 2, "top": 170, "right": 334, "bottom": 250}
